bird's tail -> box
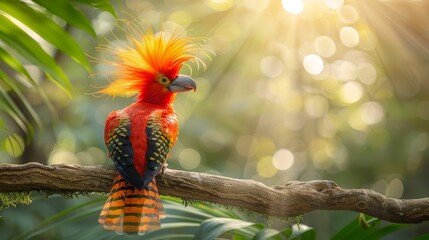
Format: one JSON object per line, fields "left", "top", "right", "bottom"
{"left": 98, "top": 175, "right": 165, "bottom": 235}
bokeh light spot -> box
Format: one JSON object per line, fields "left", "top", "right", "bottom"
{"left": 340, "top": 81, "right": 363, "bottom": 103}
{"left": 303, "top": 54, "right": 324, "bottom": 75}
{"left": 201, "top": 130, "right": 227, "bottom": 152}
{"left": 318, "top": 114, "right": 338, "bottom": 138}
{"left": 272, "top": 149, "right": 295, "bottom": 170}
{"left": 371, "top": 179, "right": 388, "bottom": 194}
{"left": 385, "top": 178, "right": 404, "bottom": 198}
{"left": 359, "top": 28, "right": 378, "bottom": 50}
{"left": 340, "top": 26, "right": 359, "bottom": 48}
{"left": 330, "top": 60, "right": 357, "bottom": 81}
{"left": 169, "top": 11, "right": 192, "bottom": 26}
{"left": 358, "top": 63, "right": 377, "bottom": 85}
{"left": 310, "top": 138, "right": 333, "bottom": 169}
{"left": 178, "top": 148, "right": 201, "bottom": 170}
{"left": 92, "top": 12, "right": 115, "bottom": 35}
{"left": 204, "top": 0, "right": 234, "bottom": 11}
{"left": 260, "top": 56, "right": 284, "bottom": 78}
{"left": 49, "top": 149, "right": 80, "bottom": 165}
{"left": 236, "top": 135, "right": 258, "bottom": 157}
{"left": 257, "top": 156, "right": 278, "bottom": 177}
{"left": 282, "top": 0, "right": 304, "bottom": 14}
{"left": 314, "top": 36, "right": 336, "bottom": 58}
{"left": 360, "top": 101, "right": 384, "bottom": 125}
{"left": 256, "top": 137, "right": 276, "bottom": 157}
{"left": 305, "top": 95, "right": 329, "bottom": 118}
{"left": 243, "top": 0, "right": 270, "bottom": 12}
{"left": 323, "top": 0, "right": 344, "bottom": 10}
{"left": 348, "top": 109, "right": 367, "bottom": 131}
{"left": 338, "top": 5, "right": 359, "bottom": 24}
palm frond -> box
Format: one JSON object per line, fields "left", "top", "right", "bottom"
{"left": 0, "top": 0, "right": 115, "bottom": 146}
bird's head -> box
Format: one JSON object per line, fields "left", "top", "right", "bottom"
{"left": 98, "top": 25, "right": 205, "bottom": 106}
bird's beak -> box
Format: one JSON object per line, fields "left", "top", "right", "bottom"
{"left": 167, "top": 75, "right": 197, "bottom": 93}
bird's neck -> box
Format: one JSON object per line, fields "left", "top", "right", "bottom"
{"left": 136, "top": 91, "right": 177, "bottom": 108}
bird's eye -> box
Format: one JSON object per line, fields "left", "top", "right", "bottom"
{"left": 159, "top": 77, "right": 169, "bottom": 85}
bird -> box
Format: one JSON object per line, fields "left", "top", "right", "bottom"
{"left": 96, "top": 21, "right": 205, "bottom": 235}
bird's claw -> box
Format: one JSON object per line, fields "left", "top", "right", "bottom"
{"left": 159, "top": 163, "right": 170, "bottom": 187}
{"left": 161, "top": 163, "right": 168, "bottom": 174}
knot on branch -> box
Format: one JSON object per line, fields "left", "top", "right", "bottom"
{"left": 357, "top": 201, "right": 368, "bottom": 210}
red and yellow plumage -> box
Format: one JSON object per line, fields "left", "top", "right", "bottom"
{"left": 97, "top": 20, "right": 204, "bottom": 235}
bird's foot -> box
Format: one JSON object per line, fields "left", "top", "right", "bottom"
{"left": 161, "top": 163, "right": 168, "bottom": 174}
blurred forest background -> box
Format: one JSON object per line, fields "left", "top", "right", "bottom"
{"left": 1, "top": 0, "right": 429, "bottom": 239}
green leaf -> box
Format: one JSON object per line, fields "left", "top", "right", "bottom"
{"left": 359, "top": 213, "right": 370, "bottom": 229}
{"left": 252, "top": 228, "right": 287, "bottom": 240}
{"left": 143, "top": 223, "right": 200, "bottom": 240}
{"left": 0, "top": 14, "right": 72, "bottom": 95}
{"left": 4, "top": 133, "right": 25, "bottom": 157}
{"left": 162, "top": 200, "right": 224, "bottom": 221}
{"left": 332, "top": 215, "right": 415, "bottom": 240}
{"left": 32, "top": 0, "right": 96, "bottom": 37}
{"left": 0, "top": 1, "right": 90, "bottom": 70}
{"left": 0, "top": 46, "right": 34, "bottom": 85}
{"left": 361, "top": 223, "right": 407, "bottom": 240}
{"left": 0, "top": 47, "right": 57, "bottom": 131}
{"left": 40, "top": 197, "right": 106, "bottom": 225}
{"left": 17, "top": 197, "right": 105, "bottom": 240}
{"left": 194, "top": 218, "right": 264, "bottom": 240}
{"left": 0, "top": 71, "right": 41, "bottom": 138}
{"left": 72, "top": 0, "right": 116, "bottom": 17}
{"left": 331, "top": 216, "right": 379, "bottom": 240}
{"left": 288, "top": 224, "right": 316, "bottom": 240}
{"left": 0, "top": 75, "right": 32, "bottom": 136}
{"left": 412, "top": 232, "right": 429, "bottom": 240}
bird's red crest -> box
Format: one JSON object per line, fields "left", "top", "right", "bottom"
{"left": 97, "top": 20, "right": 205, "bottom": 97}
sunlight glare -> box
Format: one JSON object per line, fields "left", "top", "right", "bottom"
{"left": 281, "top": 0, "right": 304, "bottom": 14}
{"left": 303, "top": 54, "right": 324, "bottom": 75}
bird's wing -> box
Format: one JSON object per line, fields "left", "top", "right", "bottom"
{"left": 142, "top": 115, "right": 173, "bottom": 189}
{"left": 105, "top": 114, "right": 144, "bottom": 189}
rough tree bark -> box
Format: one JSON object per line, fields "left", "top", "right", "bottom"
{"left": 0, "top": 162, "right": 428, "bottom": 224}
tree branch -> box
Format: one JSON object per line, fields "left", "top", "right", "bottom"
{"left": 0, "top": 162, "right": 428, "bottom": 223}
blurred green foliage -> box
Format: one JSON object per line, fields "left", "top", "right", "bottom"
{"left": 1, "top": 0, "right": 429, "bottom": 239}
